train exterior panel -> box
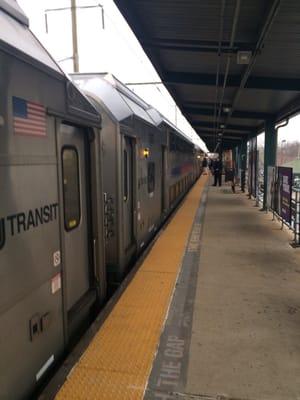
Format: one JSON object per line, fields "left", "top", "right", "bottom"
{"left": 148, "top": 109, "right": 201, "bottom": 211}
{"left": 0, "top": 3, "right": 106, "bottom": 398}
{"left": 72, "top": 73, "right": 167, "bottom": 282}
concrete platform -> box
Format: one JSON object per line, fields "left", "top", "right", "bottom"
{"left": 146, "top": 184, "right": 300, "bottom": 400}
{"left": 52, "top": 177, "right": 208, "bottom": 400}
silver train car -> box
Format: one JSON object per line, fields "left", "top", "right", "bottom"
{"left": 72, "top": 73, "right": 203, "bottom": 283}
{"left": 148, "top": 107, "right": 202, "bottom": 209}
{"left": 73, "top": 73, "right": 167, "bottom": 282}
{"left": 0, "top": 2, "right": 107, "bottom": 399}
{"left": 1, "top": 2, "right": 204, "bottom": 399}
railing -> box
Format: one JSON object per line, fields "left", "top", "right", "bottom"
{"left": 270, "top": 187, "right": 300, "bottom": 246}
{"left": 291, "top": 188, "right": 300, "bottom": 246}
{"left": 246, "top": 178, "right": 300, "bottom": 246}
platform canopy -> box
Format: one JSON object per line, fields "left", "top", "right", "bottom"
{"left": 114, "top": 0, "right": 300, "bottom": 151}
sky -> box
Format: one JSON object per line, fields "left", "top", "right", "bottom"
{"left": 16, "top": 0, "right": 300, "bottom": 153}
{"left": 257, "top": 113, "right": 300, "bottom": 150}
{"left": 17, "top": 0, "right": 208, "bottom": 151}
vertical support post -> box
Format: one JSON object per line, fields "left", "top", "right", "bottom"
{"left": 295, "top": 190, "right": 300, "bottom": 245}
{"left": 236, "top": 145, "right": 240, "bottom": 183}
{"left": 240, "top": 139, "right": 247, "bottom": 192}
{"left": 232, "top": 146, "right": 237, "bottom": 168}
{"left": 71, "top": 0, "right": 79, "bottom": 72}
{"left": 263, "top": 118, "right": 277, "bottom": 209}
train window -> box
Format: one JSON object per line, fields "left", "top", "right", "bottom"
{"left": 124, "top": 150, "right": 128, "bottom": 201}
{"left": 148, "top": 162, "right": 155, "bottom": 193}
{"left": 148, "top": 132, "right": 154, "bottom": 144}
{"left": 170, "top": 185, "right": 175, "bottom": 204}
{"left": 62, "top": 147, "right": 81, "bottom": 231}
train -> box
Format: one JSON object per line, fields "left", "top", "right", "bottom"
{"left": 0, "top": 1, "right": 204, "bottom": 399}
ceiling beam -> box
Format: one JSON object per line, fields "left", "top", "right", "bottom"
{"left": 184, "top": 106, "right": 273, "bottom": 120}
{"left": 142, "top": 39, "right": 254, "bottom": 54}
{"left": 193, "top": 121, "right": 254, "bottom": 132}
{"left": 143, "top": 38, "right": 254, "bottom": 48}
{"left": 163, "top": 71, "right": 300, "bottom": 91}
{"left": 184, "top": 101, "right": 232, "bottom": 108}
{"left": 194, "top": 128, "right": 250, "bottom": 138}
{"left": 196, "top": 129, "right": 246, "bottom": 138}
{"left": 200, "top": 134, "right": 243, "bottom": 141}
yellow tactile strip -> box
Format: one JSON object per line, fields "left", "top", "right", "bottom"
{"left": 56, "top": 175, "right": 208, "bottom": 400}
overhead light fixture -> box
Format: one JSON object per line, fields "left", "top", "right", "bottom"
{"left": 220, "top": 124, "right": 225, "bottom": 129}
{"left": 237, "top": 51, "right": 252, "bottom": 65}
{"left": 142, "top": 148, "right": 150, "bottom": 158}
{"left": 223, "top": 107, "right": 231, "bottom": 113}
{"left": 218, "top": 132, "right": 223, "bottom": 136}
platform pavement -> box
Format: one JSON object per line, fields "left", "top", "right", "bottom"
{"left": 145, "top": 183, "right": 300, "bottom": 400}
{"left": 53, "top": 176, "right": 208, "bottom": 400}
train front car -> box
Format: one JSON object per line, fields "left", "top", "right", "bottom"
{"left": 71, "top": 73, "right": 166, "bottom": 284}
{"left": 0, "top": 2, "right": 106, "bottom": 398}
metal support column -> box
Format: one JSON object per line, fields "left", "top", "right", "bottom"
{"left": 240, "top": 139, "right": 247, "bottom": 192}
{"left": 232, "top": 146, "right": 237, "bottom": 167}
{"left": 263, "top": 118, "right": 277, "bottom": 209}
{"left": 71, "top": 0, "right": 79, "bottom": 72}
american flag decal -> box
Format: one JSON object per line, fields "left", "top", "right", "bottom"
{"left": 13, "top": 96, "right": 46, "bottom": 137}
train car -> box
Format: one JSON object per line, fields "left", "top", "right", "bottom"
{"left": 0, "top": 2, "right": 107, "bottom": 399}
{"left": 72, "top": 73, "right": 167, "bottom": 283}
{"left": 148, "top": 108, "right": 200, "bottom": 211}
{"left": 193, "top": 145, "right": 205, "bottom": 179}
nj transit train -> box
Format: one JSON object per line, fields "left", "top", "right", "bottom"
{"left": 0, "top": 2, "right": 204, "bottom": 399}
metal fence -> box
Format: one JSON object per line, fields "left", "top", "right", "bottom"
{"left": 291, "top": 189, "right": 300, "bottom": 245}
{"left": 246, "top": 178, "right": 300, "bottom": 246}
{"left": 270, "top": 187, "right": 300, "bottom": 246}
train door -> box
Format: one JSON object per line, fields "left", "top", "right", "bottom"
{"left": 58, "top": 124, "right": 92, "bottom": 317}
{"left": 123, "top": 136, "right": 135, "bottom": 251}
{"left": 161, "top": 146, "right": 167, "bottom": 213}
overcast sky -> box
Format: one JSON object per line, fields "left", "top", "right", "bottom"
{"left": 257, "top": 113, "right": 300, "bottom": 149}
{"left": 17, "top": 0, "right": 300, "bottom": 152}
{"left": 17, "top": 0, "right": 208, "bottom": 151}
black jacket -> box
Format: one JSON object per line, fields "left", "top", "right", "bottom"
{"left": 213, "top": 160, "right": 223, "bottom": 172}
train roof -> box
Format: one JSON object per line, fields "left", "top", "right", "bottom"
{"left": 71, "top": 72, "right": 206, "bottom": 149}
{"left": 148, "top": 107, "right": 209, "bottom": 153}
{"left": 147, "top": 107, "right": 192, "bottom": 141}
{"left": 71, "top": 73, "right": 156, "bottom": 126}
{"left": 0, "top": 0, "right": 62, "bottom": 76}
{"left": 0, "top": 0, "right": 100, "bottom": 125}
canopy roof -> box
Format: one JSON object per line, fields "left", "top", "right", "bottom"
{"left": 114, "top": 0, "right": 300, "bottom": 151}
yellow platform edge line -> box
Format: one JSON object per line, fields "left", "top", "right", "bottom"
{"left": 56, "top": 175, "right": 208, "bottom": 400}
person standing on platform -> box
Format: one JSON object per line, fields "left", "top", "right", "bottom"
{"left": 213, "top": 157, "right": 223, "bottom": 186}
{"left": 202, "top": 157, "right": 208, "bottom": 174}
{"left": 227, "top": 166, "right": 236, "bottom": 193}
